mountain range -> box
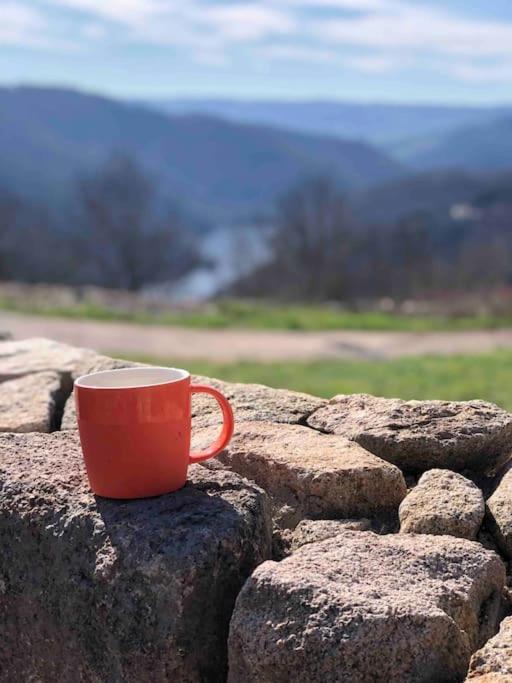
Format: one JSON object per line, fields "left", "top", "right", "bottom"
{"left": 400, "top": 116, "right": 512, "bottom": 171}
{"left": 350, "top": 167, "right": 512, "bottom": 226}
{"left": 151, "top": 97, "right": 512, "bottom": 171}
{"left": 0, "top": 86, "right": 402, "bottom": 221}
{"left": 152, "top": 98, "right": 510, "bottom": 148}
{"left": 1, "top": 86, "right": 512, "bottom": 226}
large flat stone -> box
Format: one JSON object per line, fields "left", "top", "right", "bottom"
{"left": 0, "top": 371, "right": 66, "bottom": 432}
{"left": 291, "top": 518, "right": 372, "bottom": 550}
{"left": 0, "top": 431, "right": 272, "bottom": 682}
{"left": 192, "top": 375, "right": 325, "bottom": 428}
{"left": 486, "top": 467, "right": 512, "bottom": 559}
{"left": 308, "top": 393, "right": 512, "bottom": 473}
{"left": 2, "top": 339, "right": 321, "bottom": 433}
{"left": 228, "top": 531, "right": 505, "bottom": 683}
{"left": 197, "top": 421, "right": 407, "bottom": 528}
{"left": 399, "top": 469, "right": 485, "bottom": 540}
{"left": 0, "top": 338, "right": 136, "bottom": 431}
{"left": 0, "top": 337, "right": 97, "bottom": 381}
{"left": 467, "top": 616, "right": 512, "bottom": 680}
{"left": 62, "top": 367, "right": 323, "bottom": 432}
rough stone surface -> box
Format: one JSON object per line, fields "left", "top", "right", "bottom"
{"left": 0, "top": 338, "right": 145, "bottom": 431}
{"left": 0, "top": 339, "right": 323, "bottom": 432}
{"left": 0, "top": 337, "right": 97, "bottom": 381}
{"left": 192, "top": 374, "right": 325, "bottom": 428}
{"left": 197, "top": 421, "right": 407, "bottom": 528}
{"left": 60, "top": 397, "right": 81, "bottom": 430}
{"left": 467, "top": 617, "right": 512, "bottom": 680}
{"left": 486, "top": 467, "right": 512, "bottom": 559}
{"left": 308, "top": 393, "right": 512, "bottom": 473}
{"left": 0, "top": 371, "right": 66, "bottom": 432}
{"left": 61, "top": 366, "right": 322, "bottom": 432}
{"left": 291, "top": 518, "right": 372, "bottom": 550}
{"left": 399, "top": 469, "right": 485, "bottom": 539}
{"left": 228, "top": 531, "right": 505, "bottom": 683}
{"left": 0, "top": 431, "right": 272, "bottom": 682}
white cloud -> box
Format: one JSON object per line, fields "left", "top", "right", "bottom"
{"left": 9, "top": 0, "right": 512, "bottom": 86}
{"left": 205, "top": 5, "right": 295, "bottom": 41}
{"left": 80, "top": 22, "right": 107, "bottom": 40}
{"left": 263, "top": 44, "right": 336, "bottom": 63}
{"left": 48, "top": 0, "right": 168, "bottom": 27}
{"left": 43, "top": 0, "right": 296, "bottom": 57}
{"left": 47, "top": 0, "right": 295, "bottom": 40}
{"left": 344, "top": 54, "right": 397, "bottom": 73}
{"left": 275, "top": 0, "right": 392, "bottom": 9}
{"left": 0, "top": 2, "right": 47, "bottom": 47}
{"left": 193, "top": 49, "right": 229, "bottom": 67}
{"left": 450, "top": 61, "right": 512, "bottom": 83}
{"left": 315, "top": 2, "right": 512, "bottom": 58}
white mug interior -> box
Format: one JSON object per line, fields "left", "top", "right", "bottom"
{"left": 75, "top": 367, "right": 189, "bottom": 389}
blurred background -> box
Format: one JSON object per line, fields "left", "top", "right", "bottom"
{"left": 1, "top": 0, "right": 512, "bottom": 405}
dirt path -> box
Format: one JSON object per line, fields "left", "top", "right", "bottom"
{"left": 3, "top": 311, "right": 512, "bottom": 362}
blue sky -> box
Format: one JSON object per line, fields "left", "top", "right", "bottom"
{"left": 2, "top": 0, "right": 512, "bottom": 103}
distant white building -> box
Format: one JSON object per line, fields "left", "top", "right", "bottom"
{"left": 450, "top": 203, "right": 481, "bottom": 221}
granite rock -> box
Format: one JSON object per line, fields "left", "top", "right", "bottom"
{"left": 0, "top": 337, "right": 97, "bottom": 381}
{"left": 196, "top": 421, "right": 407, "bottom": 527}
{"left": 0, "top": 431, "right": 272, "bottom": 682}
{"left": 62, "top": 366, "right": 321, "bottom": 433}
{"left": 0, "top": 371, "right": 66, "bottom": 432}
{"left": 228, "top": 531, "right": 505, "bottom": 683}
{"left": 291, "top": 518, "right": 372, "bottom": 550}
{"left": 192, "top": 375, "right": 325, "bottom": 428}
{"left": 467, "top": 617, "right": 512, "bottom": 680}
{"left": 308, "top": 393, "right": 512, "bottom": 473}
{"left": 486, "top": 467, "right": 512, "bottom": 559}
{"left": 399, "top": 469, "right": 485, "bottom": 539}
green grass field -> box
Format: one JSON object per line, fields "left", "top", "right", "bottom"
{"left": 3, "top": 297, "right": 512, "bottom": 332}
{"left": 119, "top": 350, "right": 512, "bottom": 410}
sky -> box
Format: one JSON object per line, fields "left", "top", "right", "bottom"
{"left": 1, "top": 0, "right": 512, "bottom": 104}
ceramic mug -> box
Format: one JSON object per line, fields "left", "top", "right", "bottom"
{"left": 74, "top": 367, "right": 234, "bottom": 499}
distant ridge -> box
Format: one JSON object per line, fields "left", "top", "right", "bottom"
{"left": 148, "top": 97, "right": 511, "bottom": 147}
{"left": 352, "top": 169, "right": 487, "bottom": 224}
{"left": 403, "top": 115, "right": 512, "bottom": 171}
{"left": 0, "top": 86, "right": 403, "bottom": 219}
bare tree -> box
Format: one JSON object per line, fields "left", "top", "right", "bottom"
{"left": 267, "top": 177, "right": 354, "bottom": 300}
{"left": 0, "top": 191, "right": 20, "bottom": 278}
{"left": 75, "top": 155, "right": 201, "bottom": 290}
{"left": 386, "top": 213, "right": 435, "bottom": 298}
{"left": 232, "top": 179, "right": 458, "bottom": 303}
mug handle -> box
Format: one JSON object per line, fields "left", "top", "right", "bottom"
{"left": 189, "top": 384, "right": 234, "bottom": 464}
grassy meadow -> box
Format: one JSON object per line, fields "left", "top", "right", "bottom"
{"left": 3, "top": 297, "right": 512, "bottom": 332}
{"left": 119, "top": 350, "right": 512, "bottom": 410}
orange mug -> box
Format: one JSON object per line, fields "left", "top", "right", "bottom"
{"left": 74, "top": 367, "right": 234, "bottom": 499}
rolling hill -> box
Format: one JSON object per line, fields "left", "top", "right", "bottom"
{"left": 403, "top": 116, "right": 512, "bottom": 171}
{"left": 0, "top": 86, "right": 403, "bottom": 220}
{"left": 351, "top": 169, "right": 486, "bottom": 224}
{"left": 150, "top": 98, "right": 509, "bottom": 147}
{"left": 351, "top": 168, "right": 512, "bottom": 225}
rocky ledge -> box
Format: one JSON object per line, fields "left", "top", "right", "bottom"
{"left": 0, "top": 338, "right": 511, "bottom": 682}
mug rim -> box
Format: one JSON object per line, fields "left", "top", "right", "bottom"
{"left": 75, "top": 366, "right": 190, "bottom": 390}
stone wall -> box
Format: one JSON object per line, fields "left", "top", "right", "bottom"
{"left": 0, "top": 338, "right": 511, "bottom": 682}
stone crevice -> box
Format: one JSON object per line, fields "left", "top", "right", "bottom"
{"left": 49, "top": 372, "right": 74, "bottom": 432}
